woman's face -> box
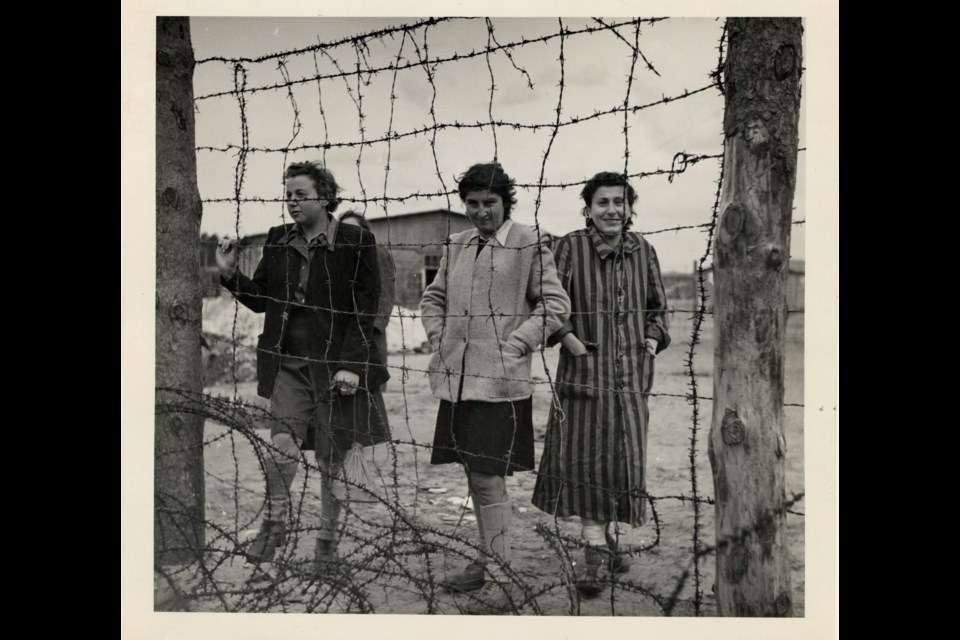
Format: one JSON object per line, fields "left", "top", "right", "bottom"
{"left": 285, "top": 175, "right": 328, "bottom": 229}
{"left": 463, "top": 190, "right": 506, "bottom": 238}
{"left": 587, "top": 185, "right": 633, "bottom": 237}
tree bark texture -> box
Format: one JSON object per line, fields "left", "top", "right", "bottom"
{"left": 708, "top": 17, "right": 802, "bottom": 617}
{"left": 155, "top": 16, "right": 205, "bottom": 568}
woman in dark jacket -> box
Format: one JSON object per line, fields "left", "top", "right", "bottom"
{"left": 217, "top": 161, "right": 390, "bottom": 577}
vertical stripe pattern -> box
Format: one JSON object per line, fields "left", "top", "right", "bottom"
{"left": 532, "top": 226, "right": 671, "bottom": 526}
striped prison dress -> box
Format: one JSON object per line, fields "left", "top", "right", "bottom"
{"left": 531, "top": 226, "right": 671, "bottom": 526}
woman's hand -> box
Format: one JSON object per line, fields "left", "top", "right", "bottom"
{"left": 561, "top": 333, "right": 589, "bottom": 356}
{"left": 215, "top": 237, "right": 240, "bottom": 278}
{"left": 644, "top": 338, "right": 658, "bottom": 356}
{"left": 333, "top": 369, "right": 361, "bottom": 396}
{"left": 499, "top": 338, "right": 526, "bottom": 356}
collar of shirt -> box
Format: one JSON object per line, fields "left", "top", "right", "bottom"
{"left": 589, "top": 224, "right": 641, "bottom": 260}
{"left": 278, "top": 217, "right": 338, "bottom": 252}
{"left": 469, "top": 218, "right": 514, "bottom": 249}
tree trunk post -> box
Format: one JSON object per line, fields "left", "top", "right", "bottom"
{"left": 155, "top": 16, "right": 205, "bottom": 575}
{"left": 708, "top": 17, "right": 802, "bottom": 617}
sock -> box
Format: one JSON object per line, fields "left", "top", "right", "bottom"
{"left": 581, "top": 518, "right": 607, "bottom": 548}
{"left": 317, "top": 458, "right": 343, "bottom": 542}
{"left": 265, "top": 432, "right": 302, "bottom": 522}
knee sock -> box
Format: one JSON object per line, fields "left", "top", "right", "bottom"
{"left": 317, "top": 457, "right": 344, "bottom": 542}
{"left": 265, "top": 432, "right": 302, "bottom": 523}
{"left": 581, "top": 518, "right": 607, "bottom": 548}
{"left": 468, "top": 470, "right": 510, "bottom": 578}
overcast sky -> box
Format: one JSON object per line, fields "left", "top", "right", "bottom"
{"left": 191, "top": 17, "right": 805, "bottom": 274}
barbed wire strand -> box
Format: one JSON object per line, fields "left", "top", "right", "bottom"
{"left": 380, "top": 29, "right": 428, "bottom": 530}
{"left": 410, "top": 23, "right": 445, "bottom": 611}
{"left": 195, "top": 84, "right": 717, "bottom": 154}
{"left": 157, "top": 392, "right": 806, "bottom": 613}
{"left": 195, "top": 18, "right": 669, "bottom": 101}
{"left": 197, "top": 18, "right": 465, "bottom": 65}
{"left": 310, "top": 49, "right": 330, "bottom": 167}
{"left": 683, "top": 24, "right": 729, "bottom": 613}
{"left": 226, "top": 62, "right": 253, "bottom": 541}
{"left": 528, "top": 18, "right": 582, "bottom": 610}
{"left": 487, "top": 20, "right": 535, "bottom": 90}
{"left": 196, "top": 151, "right": 723, "bottom": 208}
{"left": 197, "top": 332, "right": 807, "bottom": 410}
{"left": 593, "top": 17, "right": 661, "bottom": 77}
{"left": 374, "top": 29, "right": 428, "bottom": 570}
{"left": 605, "top": 18, "right": 645, "bottom": 612}
{"left": 484, "top": 19, "right": 500, "bottom": 162}
{"left": 529, "top": 24, "right": 582, "bottom": 608}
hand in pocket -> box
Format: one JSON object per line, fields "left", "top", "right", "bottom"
{"left": 642, "top": 351, "right": 656, "bottom": 394}
{"left": 499, "top": 339, "right": 524, "bottom": 357}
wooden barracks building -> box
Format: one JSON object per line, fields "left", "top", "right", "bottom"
{"left": 362, "top": 209, "right": 475, "bottom": 307}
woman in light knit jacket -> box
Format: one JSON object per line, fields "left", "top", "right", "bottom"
{"left": 421, "top": 162, "right": 570, "bottom": 614}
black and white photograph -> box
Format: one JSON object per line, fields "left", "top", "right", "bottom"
{"left": 124, "top": 2, "right": 837, "bottom": 635}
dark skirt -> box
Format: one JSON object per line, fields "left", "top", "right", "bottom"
{"left": 303, "top": 387, "right": 391, "bottom": 464}
{"left": 431, "top": 397, "right": 534, "bottom": 476}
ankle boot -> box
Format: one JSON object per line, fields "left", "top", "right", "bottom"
{"left": 313, "top": 537, "right": 340, "bottom": 576}
{"left": 604, "top": 526, "right": 631, "bottom": 574}
{"left": 443, "top": 559, "right": 487, "bottom": 593}
{"left": 576, "top": 546, "right": 610, "bottom": 599}
{"left": 245, "top": 519, "right": 287, "bottom": 564}
{"left": 245, "top": 457, "right": 298, "bottom": 563}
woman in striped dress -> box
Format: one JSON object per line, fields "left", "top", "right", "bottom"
{"left": 531, "top": 171, "right": 671, "bottom": 597}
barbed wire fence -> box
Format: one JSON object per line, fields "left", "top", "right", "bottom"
{"left": 156, "top": 17, "right": 805, "bottom": 615}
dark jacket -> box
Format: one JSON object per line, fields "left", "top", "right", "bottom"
{"left": 372, "top": 244, "right": 396, "bottom": 334}
{"left": 222, "top": 222, "right": 390, "bottom": 401}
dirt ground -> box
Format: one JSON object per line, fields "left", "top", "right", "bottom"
{"left": 190, "top": 313, "right": 804, "bottom": 616}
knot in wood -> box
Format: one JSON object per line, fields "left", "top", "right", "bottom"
{"left": 719, "top": 204, "right": 745, "bottom": 244}
{"left": 162, "top": 187, "right": 180, "bottom": 209}
{"left": 725, "top": 543, "right": 749, "bottom": 583}
{"left": 170, "top": 103, "right": 187, "bottom": 131}
{"left": 721, "top": 409, "right": 746, "bottom": 445}
{"left": 171, "top": 303, "right": 190, "bottom": 322}
{"left": 774, "top": 44, "right": 797, "bottom": 80}
{"left": 744, "top": 119, "right": 768, "bottom": 145}
{"left": 766, "top": 245, "right": 784, "bottom": 269}
{"left": 775, "top": 591, "right": 792, "bottom": 616}
{"left": 757, "top": 512, "right": 776, "bottom": 545}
